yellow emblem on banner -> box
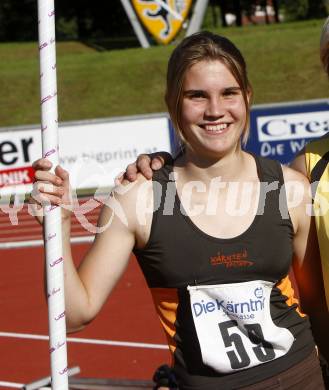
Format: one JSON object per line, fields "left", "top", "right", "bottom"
{"left": 132, "top": 0, "right": 193, "bottom": 45}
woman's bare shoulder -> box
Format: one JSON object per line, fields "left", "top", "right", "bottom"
{"left": 282, "top": 163, "right": 309, "bottom": 187}
{"left": 100, "top": 174, "right": 153, "bottom": 233}
{"left": 289, "top": 149, "right": 307, "bottom": 176}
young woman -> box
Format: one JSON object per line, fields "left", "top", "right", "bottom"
{"left": 32, "top": 32, "right": 326, "bottom": 389}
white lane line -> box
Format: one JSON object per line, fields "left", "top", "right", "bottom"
{"left": 0, "top": 381, "right": 24, "bottom": 388}
{"left": 0, "top": 331, "right": 168, "bottom": 350}
{"left": 0, "top": 235, "right": 94, "bottom": 249}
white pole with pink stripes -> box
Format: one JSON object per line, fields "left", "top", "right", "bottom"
{"left": 37, "top": 0, "right": 68, "bottom": 388}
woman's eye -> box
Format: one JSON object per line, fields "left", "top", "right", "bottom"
{"left": 223, "top": 91, "right": 235, "bottom": 97}
{"left": 223, "top": 89, "right": 240, "bottom": 98}
{"left": 191, "top": 92, "right": 205, "bottom": 99}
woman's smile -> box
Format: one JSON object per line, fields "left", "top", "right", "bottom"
{"left": 199, "top": 122, "right": 231, "bottom": 134}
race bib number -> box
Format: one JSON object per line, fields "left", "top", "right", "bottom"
{"left": 188, "top": 280, "right": 294, "bottom": 373}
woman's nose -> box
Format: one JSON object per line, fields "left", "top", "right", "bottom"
{"left": 204, "top": 97, "right": 225, "bottom": 119}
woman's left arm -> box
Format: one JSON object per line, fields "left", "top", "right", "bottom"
{"left": 282, "top": 166, "right": 329, "bottom": 356}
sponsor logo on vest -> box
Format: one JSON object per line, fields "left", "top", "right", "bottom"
{"left": 192, "top": 287, "right": 265, "bottom": 320}
{"left": 210, "top": 249, "right": 254, "bottom": 268}
{"left": 192, "top": 296, "right": 265, "bottom": 319}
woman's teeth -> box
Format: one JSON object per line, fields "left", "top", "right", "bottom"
{"left": 204, "top": 123, "right": 228, "bottom": 132}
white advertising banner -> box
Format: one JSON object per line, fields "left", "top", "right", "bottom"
{"left": 0, "top": 115, "right": 172, "bottom": 196}
{"left": 0, "top": 129, "right": 41, "bottom": 193}
{"left": 256, "top": 111, "right": 329, "bottom": 142}
{"left": 247, "top": 99, "right": 329, "bottom": 164}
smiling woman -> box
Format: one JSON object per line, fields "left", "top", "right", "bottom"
{"left": 31, "top": 31, "right": 327, "bottom": 390}
{"left": 180, "top": 60, "right": 248, "bottom": 159}
{"left": 165, "top": 33, "right": 252, "bottom": 148}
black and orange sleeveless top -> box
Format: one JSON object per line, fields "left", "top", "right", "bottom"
{"left": 134, "top": 155, "right": 315, "bottom": 390}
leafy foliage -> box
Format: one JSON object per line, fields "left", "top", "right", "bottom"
{"left": 0, "top": 1, "right": 328, "bottom": 42}
{"left": 0, "top": 0, "right": 134, "bottom": 42}
{"left": 0, "top": 0, "right": 37, "bottom": 41}
{"left": 281, "top": 0, "right": 327, "bottom": 21}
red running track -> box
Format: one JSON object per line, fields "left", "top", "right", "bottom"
{"left": 0, "top": 199, "right": 170, "bottom": 386}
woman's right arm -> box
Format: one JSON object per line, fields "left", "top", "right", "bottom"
{"left": 32, "top": 159, "right": 137, "bottom": 332}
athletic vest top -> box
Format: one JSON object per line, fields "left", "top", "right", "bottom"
{"left": 305, "top": 135, "right": 329, "bottom": 307}
{"left": 134, "top": 155, "right": 315, "bottom": 390}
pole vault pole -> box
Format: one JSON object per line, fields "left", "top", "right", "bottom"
{"left": 37, "top": 1, "right": 68, "bottom": 388}
{"left": 186, "top": 0, "right": 209, "bottom": 36}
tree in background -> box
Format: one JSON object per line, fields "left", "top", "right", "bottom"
{"left": 215, "top": 0, "right": 228, "bottom": 27}
{"left": 281, "top": 0, "right": 327, "bottom": 20}
{"left": 0, "top": 0, "right": 134, "bottom": 42}
{"left": 0, "top": 0, "right": 327, "bottom": 42}
{"left": 54, "top": 0, "right": 135, "bottom": 41}
{"left": 0, "top": 0, "right": 37, "bottom": 41}
{"left": 272, "top": 0, "right": 280, "bottom": 23}
{"left": 234, "top": 0, "right": 243, "bottom": 26}
{"left": 307, "top": 0, "right": 327, "bottom": 18}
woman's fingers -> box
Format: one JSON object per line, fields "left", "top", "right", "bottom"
{"left": 32, "top": 163, "right": 71, "bottom": 206}
{"left": 30, "top": 160, "right": 73, "bottom": 224}
{"left": 34, "top": 169, "right": 63, "bottom": 186}
{"left": 125, "top": 158, "right": 145, "bottom": 182}
{"left": 55, "top": 165, "right": 70, "bottom": 187}
{"left": 54, "top": 165, "right": 72, "bottom": 206}
{"left": 33, "top": 158, "right": 62, "bottom": 186}
{"left": 135, "top": 152, "right": 172, "bottom": 178}
{"left": 135, "top": 154, "right": 153, "bottom": 180}
{"left": 31, "top": 179, "right": 63, "bottom": 204}
{"left": 27, "top": 193, "right": 44, "bottom": 225}
{"left": 34, "top": 182, "right": 64, "bottom": 197}
{"left": 32, "top": 188, "right": 63, "bottom": 206}
{"left": 151, "top": 151, "right": 173, "bottom": 167}
{"left": 32, "top": 158, "right": 52, "bottom": 171}
{"left": 124, "top": 152, "right": 173, "bottom": 182}
{"left": 150, "top": 155, "right": 165, "bottom": 170}
{"left": 114, "top": 172, "right": 124, "bottom": 186}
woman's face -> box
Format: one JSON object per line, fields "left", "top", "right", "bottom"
{"left": 180, "top": 60, "right": 248, "bottom": 159}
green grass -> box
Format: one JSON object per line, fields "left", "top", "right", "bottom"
{"left": 0, "top": 19, "right": 328, "bottom": 127}
{"left": 212, "top": 20, "right": 329, "bottom": 104}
